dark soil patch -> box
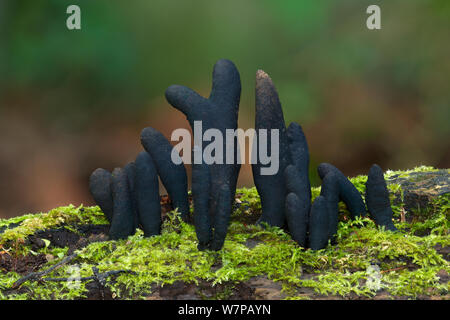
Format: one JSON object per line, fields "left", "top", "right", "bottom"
{"left": 84, "top": 280, "right": 115, "bottom": 300}
{"left": 381, "top": 256, "right": 420, "bottom": 272}
{"left": 231, "top": 195, "right": 262, "bottom": 225}
{"left": 0, "top": 252, "right": 47, "bottom": 275}
{"left": 27, "top": 224, "right": 109, "bottom": 254}
{"left": 148, "top": 280, "right": 255, "bottom": 300}
{"left": 434, "top": 244, "right": 450, "bottom": 262}
{"left": 436, "top": 269, "right": 449, "bottom": 284}
{"left": 244, "top": 238, "right": 262, "bottom": 249}
{"left": 143, "top": 275, "right": 450, "bottom": 300}
{"left": 0, "top": 222, "right": 21, "bottom": 235}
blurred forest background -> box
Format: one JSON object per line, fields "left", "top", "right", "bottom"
{"left": 0, "top": 0, "right": 449, "bottom": 218}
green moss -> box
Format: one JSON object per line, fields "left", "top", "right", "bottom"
{"left": 383, "top": 267, "right": 448, "bottom": 297}
{"left": 0, "top": 167, "right": 448, "bottom": 300}
{"left": 385, "top": 165, "right": 438, "bottom": 179}
{"left": 0, "top": 205, "right": 107, "bottom": 246}
{"left": 233, "top": 187, "right": 262, "bottom": 223}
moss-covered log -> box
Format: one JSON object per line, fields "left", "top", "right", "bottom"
{"left": 0, "top": 166, "right": 448, "bottom": 300}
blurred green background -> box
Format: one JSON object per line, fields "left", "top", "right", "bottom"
{"left": 0, "top": 0, "right": 449, "bottom": 218}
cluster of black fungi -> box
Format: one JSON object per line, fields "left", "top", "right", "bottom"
{"left": 89, "top": 59, "right": 398, "bottom": 251}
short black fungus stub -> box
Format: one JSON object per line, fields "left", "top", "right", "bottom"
{"left": 89, "top": 168, "right": 114, "bottom": 223}
{"left": 89, "top": 151, "right": 164, "bottom": 240}
{"left": 319, "top": 172, "right": 340, "bottom": 243}
{"left": 141, "top": 127, "right": 189, "bottom": 221}
{"left": 285, "top": 192, "right": 308, "bottom": 248}
{"left": 317, "top": 163, "right": 366, "bottom": 219}
{"left": 134, "top": 151, "right": 161, "bottom": 237}
{"left": 109, "top": 168, "right": 136, "bottom": 240}
{"left": 365, "top": 164, "right": 398, "bottom": 232}
{"left": 308, "top": 196, "right": 330, "bottom": 250}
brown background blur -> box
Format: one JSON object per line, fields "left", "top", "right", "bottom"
{"left": 0, "top": 0, "right": 449, "bottom": 218}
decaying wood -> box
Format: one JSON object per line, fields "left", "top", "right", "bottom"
{"left": 387, "top": 169, "right": 449, "bottom": 221}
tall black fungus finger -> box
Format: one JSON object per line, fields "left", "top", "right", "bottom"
{"left": 140, "top": 127, "right": 189, "bottom": 220}
{"left": 109, "top": 168, "right": 136, "bottom": 240}
{"left": 317, "top": 163, "right": 366, "bottom": 219}
{"left": 252, "top": 70, "right": 290, "bottom": 228}
{"left": 89, "top": 168, "right": 114, "bottom": 223}
{"left": 165, "top": 59, "right": 241, "bottom": 129}
{"left": 285, "top": 192, "right": 308, "bottom": 247}
{"left": 285, "top": 165, "right": 306, "bottom": 197}
{"left": 165, "top": 59, "right": 241, "bottom": 251}
{"left": 319, "top": 172, "right": 340, "bottom": 242}
{"left": 285, "top": 122, "right": 311, "bottom": 220}
{"left": 192, "top": 163, "right": 213, "bottom": 250}
{"left": 210, "top": 185, "right": 232, "bottom": 251}
{"left": 365, "top": 164, "right": 398, "bottom": 231}
{"left": 123, "top": 162, "right": 139, "bottom": 230}
{"left": 308, "top": 196, "right": 330, "bottom": 250}
{"left": 134, "top": 151, "right": 161, "bottom": 237}
{"left": 287, "top": 122, "right": 310, "bottom": 193}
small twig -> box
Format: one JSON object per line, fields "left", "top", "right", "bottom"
{"left": 11, "top": 252, "right": 78, "bottom": 289}
{"left": 92, "top": 267, "right": 104, "bottom": 299}
{"left": 0, "top": 244, "right": 11, "bottom": 256}
{"left": 400, "top": 208, "right": 406, "bottom": 223}
{"left": 381, "top": 266, "right": 407, "bottom": 274}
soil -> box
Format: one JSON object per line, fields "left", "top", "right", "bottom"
{"left": 147, "top": 280, "right": 255, "bottom": 300}
{"left": 434, "top": 244, "right": 450, "bottom": 262}
{"left": 0, "top": 252, "right": 47, "bottom": 275}
{"left": 1, "top": 224, "right": 109, "bottom": 277}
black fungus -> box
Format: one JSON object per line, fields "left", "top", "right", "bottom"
{"left": 285, "top": 191, "right": 308, "bottom": 247}
{"left": 134, "top": 151, "right": 161, "bottom": 236}
{"left": 89, "top": 152, "right": 163, "bottom": 239}
{"left": 165, "top": 59, "right": 241, "bottom": 251}
{"left": 191, "top": 163, "right": 213, "bottom": 250}
{"left": 319, "top": 172, "right": 340, "bottom": 243}
{"left": 287, "top": 122, "right": 311, "bottom": 205}
{"left": 211, "top": 184, "right": 233, "bottom": 250}
{"left": 365, "top": 164, "right": 398, "bottom": 231}
{"left": 88, "top": 59, "right": 400, "bottom": 253}
{"left": 140, "top": 127, "right": 189, "bottom": 220}
{"left": 89, "top": 168, "right": 114, "bottom": 223}
{"left": 109, "top": 167, "right": 137, "bottom": 240}
{"left": 317, "top": 163, "right": 366, "bottom": 219}
{"left": 252, "top": 70, "right": 313, "bottom": 246}
{"left": 308, "top": 196, "right": 330, "bottom": 250}
{"left": 252, "top": 70, "right": 291, "bottom": 228}
{"left": 284, "top": 122, "right": 312, "bottom": 243}
{"left": 123, "top": 162, "right": 139, "bottom": 229}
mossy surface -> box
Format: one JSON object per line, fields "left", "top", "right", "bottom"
{"left": 0, "top": 167, "right": 448, "bottom": 300}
